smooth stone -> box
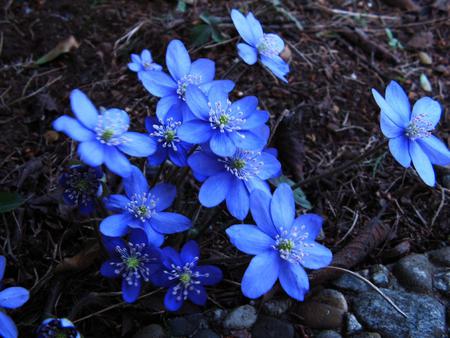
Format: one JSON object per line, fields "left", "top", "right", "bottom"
{"left": 312, "top": 289, "right": 348, "bottom": 312}
{"left": 251, "top": 316, "right": 294, "bottom": 338}
{"left": 333, "top": 272, "right": 370, "bottom": 293}
{"left": 353, "top": 288, "right": 446, "bottom": 337}
{"left": 393, "top": 254, "right": 433, "bottom": 293}
{"left": 168, "top": 314, "right": 206, "bottom": 337}
{"left": 350, "top": 333, "right": 382, "bottom": 338}
{"left": 433, "top": 270, "right": 450, "bottom": 296}
{"left": 295, "top": 302, "right": 345, "bottom": 329}
{"left": 370, "top": 264, "right": 390, "bottom": 287}
{"left": 262, "top": 298, "right": 292, "bottom": 317}
{"left": 428, "top": 247, "right": 450, "bottom": 267}
{"left": 223, "top": 305, "right": 258, "bottom": 330}
{"left": 316, "top": 330, "right": 342, "bottom": 338}
{"left": 133, "top": 324, "right": 166, "bottom": 338}
{"left": 192, "top": 329, "right": 220, "bottom": 338}
{"left": 346, "top": 313, "right": 363, "bottom": 334}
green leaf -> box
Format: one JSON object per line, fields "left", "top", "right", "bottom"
{"left": 190, "top": 24, "right": 212, "bottom": 47}
{"left": 269, "top": 176, "right": 312, "bottom": 210}
{"left": 0, "top": 192, "right": 25, "bottom": 213}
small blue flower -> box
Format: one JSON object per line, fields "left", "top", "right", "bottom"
{"left": 100, "top": 165, "right": 192, "bottom": 246}
{"left": 188, "top": 146, "right": 281, "bottom": 220}
{"left": 36, "top": 318, "right": 80, "bottom": 338}
{"left": 140, "top": 39, "right": 235, "bottom": 121}
{"left": 231, "top": 9, "right": 289, "bottom": 82}
{"left": 128, "top": 49, "right": 162, "bottom": 79}
{"left": 100, "top": 230, "right": 161, "bottom": 303}
{"left": 53, "top": 89, "right": 156, "bottom": 178}
{"left": 152, "top": 241, "right": 222, "bottom": 311}
{"left": 145, "top": 106, "right": 193, "bottom": 167}
{"left": 226, "top": 184, "right": 332, "bottom": 301}
{"left": 372, "top": 81, "right": 450, "bottom": 186}
{"left": 0, "top": 256, "right": 29, "bottom": 338}
{"left": 177, "top": 84, "right": 269, "bottom": 157}
{"left": 59, "top": 164, "right": 104, "bottom": 214}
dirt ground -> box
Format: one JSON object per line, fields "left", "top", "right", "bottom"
{"left": 0, "top": 0, "right": 449, "bottom": 336}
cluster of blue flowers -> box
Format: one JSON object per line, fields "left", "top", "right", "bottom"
{"left": 4, "top": 7, "right": 450, "bottom": 338}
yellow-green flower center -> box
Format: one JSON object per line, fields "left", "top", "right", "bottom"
{"left": 75, "top": 179, "right": 90, "bottom": 191}
{"left": 126, "top": 257, "right": 140, "bottom": 269}
{"left": 165, "top": 130, "right": 176, "bottom": 142}
{"left": 233, "top": 159, "right": 246, "bottom": 170}
{"left": 179, "top": 272, "right": 191, "bottom": 284}
{"left": 219, "top": 115, "right": 229, "bottom": 125}
{"left": 278, "top": 239, "right": 294, "bottom": 252}
{"left": 101, "top": 129, "right": 114, "bottom": 141}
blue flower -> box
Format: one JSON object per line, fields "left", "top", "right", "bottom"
{"left": 372, "top": 81, "right": 450, "bottom": 186}
{"left": 145, "top": 106, "right": 193, "bottom": 167}
{"left": 226, "top": 184, "right": 332, "bottom": 301}
{"left": 139, "top": 39, "right": 234, "bottom": 121}
{"left": 100, "top": 165, "right": 192, "bottom": 246}
{"left": 36, "top": 318, "right": 80, "bottom": 338}
{"left": 231, "top": 9, "right": 289, "bottom": 82}
{"left": 59, "top": 164, "right": 104, "bottom": 214}
{"left": 128, "top": 49, "right": 162, "bottom": 79}
{"left": 53, "top": 89, "right": 156, "bottom": 177}
{"left": 152, "top": 241, "right": 222, "bottom": 311}
{"left": 100, "top": 229, "right": 161, "bottom": 303}
{"left": 188, "top": 146, "right": 281, "bottom": 220}
{"left": 178, "top": 84, "right": 269, "bottom": 157}
{"left": 0, "top": 256, "right": 29, "bottom": 338}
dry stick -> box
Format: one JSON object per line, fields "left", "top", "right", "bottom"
{"left": 292, "top": 140, "right": 388, "bottom": 189}
{"left": 326, "top": 266, "right": 408, "bottom": 319}
{"left": 221, "top": 59, "right": 241, "bottom": 80}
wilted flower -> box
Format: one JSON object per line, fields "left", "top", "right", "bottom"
{"left": 100, "top": 230, "right": 161, "bottom": 303}
{"left": 372, "top": 81, "right": 450, "bottom": 186}
{"left": 100, "top": 165, "right": 192, "bottom": 246}
{"left": 231, "top": 9, "right": 289, "bottom": 82}
{"left": 0, "top": 256, "right": 30, "bottom": 338}
{"left": 53, "top": 89, "right": 156, "bottom": 177}
{"left": 36, "top": 318, "right": 80, "bottom": 338}
{"left": 152, "top": 241, "right": 222, "bottom": 311}
{"left": 128, "top": 49, "right": 162, "bottom": 79}
{"left": 226, "top": 184, "right": 332, "bottom": 300}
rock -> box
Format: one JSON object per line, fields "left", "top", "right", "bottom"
{"left": 223, "top": 305, "right": 257, "bottom": 330}
{"left": 418, "top": 51, "right": 432, "bottom": 65}
{"left": 251, "top": 316, "right": 294, "bottom": 338}
{"left": 209, "top": 308, "right": 227, "bottom": 323}
{"left": 312, "top": 289, "right": 348, "bottom": 312}
{"left": 262, "top": 298, "right": 292, "bottom": 317}
{"left": 428, "top": 247, "right": 450, "bottom": 267}
{"left": 345, "top": 313, "right": 363, "bottom": 334}
{"left": 133, "top": 324, "right": 166, "bottom": 338}
{"left": 433, "top": 270, "right": 450, "bottom": 296}
{"left": 350, "top": 333, "right": 381, "bottom": 338}
{"left": 168, "top": 314, "right": 207, "bottom": 337}
{"left": 370, "top": 264, "right": 390, "bottom": 287}
{"left": 193, "top": 329, "right": 220, "bottom": 338}
{"left": 333, "top": 272, "right": 370, "bottom": 293}
{"left": 393, "top": 254, "right": 433, "bottom": 293}
{"left": 295, "top": 302, "right": 345, "bottom": 329}
{"left": 316, "top": 330, "right": 342, "bottom": 338}
{"left": 353, "top": 288, "right": 446, "bottom": 337}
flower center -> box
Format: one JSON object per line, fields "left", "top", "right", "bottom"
{"left": 126, "top": 256, "right": 140, "bottom": 269}
{"left": 64, "top": 167, "right": 100, "bottom": 206}
{"left": 405, "top": 113, "right": 432, "bottom": 140}
{"left": 126, "top": 193, "right": 157, "bottom": 222}
{"left": 257, "top": 34, "right": 280, "bottom": 58}
{"left": 208, "top": 100, "right": 245, "bottom": 133}
{"left": 95, "top": 111, "right": 129, "bottom": 146}
{"left": 150, "top": 118, "right": 182, "bottom": 151}
{"left": 101, "top": 129, "right": 114, "bottom": 142}
{"left": 179, "top": 272, "right": 191, "bottom": 284}
{"left": 277, "top": 239, "right": 294, "bottom": 252}
{"left": 177, "top": 74, "right": 202, "bottom": 100}
{"left": 233, "top": 159, "right": 246, "bottom": 170}
{"left": 273, "top": 225, "right": 312, "bottom": 264}
{"left": 220, "top": 150, "right": 263, "bottom": 181}
{"left": 111, "top": 243, "right": 154, "bottom": 285}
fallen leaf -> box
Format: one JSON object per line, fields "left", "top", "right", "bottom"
{"left": 35, "top": 36, "right": 80, "bottom": 66}
{"left": 55, "top": 242, "right": 101, "bottom": 273}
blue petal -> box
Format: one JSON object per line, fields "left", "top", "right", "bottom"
{"left": 102, "top": 236, "right": 126, "bottom": 255}
{"left": 231, "top": 96, "right": 258, "bottom": 118}
{"left": 244, "top": 177, "right": 271, "bottom": 195}
{"left": 210, "top": 132, "right": 237, "bottom": 157}
{"left": 199, "top": 172, "right": 233, "bottom": 207}
{"left": 198, "top": 80, "right": 235, "bottom": 95}
{"left": 141, "top": 49, "right": 152, "bottom": 62}
{"left": 129, "top": 229, "right": 149, "bottom": 246}
{"left": 207, "top": 85, "right": 229, "bottom": 111}
{"left": 417, "top": 136, "right": 450, "bottom": 166}
{"left": 187, "top": 285, "right": 207, "bottom": 305}
{"left": 385, "top": 81, "right": 411, "bottom": 124}
{"left": 242, "top": 110, "right": 269, "bottom": 129}
{"left": 53, "top": 116, "right": 95, "bottom": 141}
{"left": 128, "top": 62, "right": 140, "bottom": 72}
{"left": 161, "top": 247, "right": 182, "bottom": 268}
{"left": 264, "top": 33, "right": 284, "bottom": 54}
{"left": 237, "top": 43, "right": 258, "bottom": 65}
{"left": 104, "top": 194, "right": 130, "bottom": 212}
{"left": 100, "top": 259, "right": 121, "bottom": 278}
{"left": 380, "top": 112, "right": 404, "bottom": 138}
{"left": 0, "top": 287, "right": 29, "bottom": 309}
{"left": 231, "top": 9, "right": 257, "bottom": 46}
{"left": 293, "top": 214, "right": 323, "bottom": 241}
{"left": 194, "top": 265, "right": 223, "bottom": 285}
{"left": 242, "top": 250, "right": 280, "bottom": 299}
{"left": 250, "top": 190, "right": 277, "bottom": 238}
{"left": 278, "top": 260, "right": 309, "bottom": 301}
{"left": 0, "top": 312, "right": 17, "bottom": 338}
{"left": 246, "top": 12, "right": 264, "bottom": 43}
{"left": 150, "top": 183, "right": 176, "bottom": 211}
{"left": 371, "top": 88, "right": 407, "bottom": 128}
{"left": 190, "top": 58, "right": 215, "bottom": 83}
{"left": 226, "top": 178, "right": 249, "bottom": 220}
{"left": 229, "top": 131, "right": 265, "bottom": 151}
{"left": 78, "top": 141, "right": 104, "bottom": 167}
{"left": 118, "top": 132, "right": 156, "bottom": 157}
{"left": 164, "top": 287, "right": 184, "bottom": 311}
{"left": 257, "top": 152, "right": 281, "bottom": 180}
{"left": 409, "top": 141, "right": 435, "bottom": 186}
{"left": 103, "top": 146, "right": 132, "bottom": 178}
{"left": 122, "top": 278, "right": 141, "bottom": 303}
{"left": 150, "top": 212, "right": 192, "bottom": 234}
{"left": 185, "top": 85, "right": 210, "bottom": 119}
{"left": 302, "top": 241, "right": 333, "bottom": 269}
{"left": 226, "top": 224, "right": 274, "bottom": 255}
{"left": 389, "top": 136, "right": 411, "bottom": 168}
{"left": 0, "top": 256, "right": 5, "bottom": 281}
{"left": 99, "top": 214, "right": 132, "bottom": 237}
{"left": 156, "top": 95, "right": 180, "bottom": 121}
{"left": 140, "top": 71, "right": 177, "bottom": 98}
{"left": 166, "top": 40, "right": 191, "bottom": 81}
{"left": 101, "top": 108, "right": 130, "bottom": 131}
{"left": 143, "top": 223, "right": 165, "bottom": 247}
{"left": 123, "top": 165, "right": 149, "bottom": 198}
{"left": 270, "top": 183, "right": 295, "bottom": 232}
{"left": 131, "top": 54, "right": 141, "bottom": 64}
{"left": 169, "top": 144, "right": 189, "bottom": 167}
{"left": 148, "top": 146, "right": 168, "bottom": 166}
{"left": 177, "top": 121, "right": 212, "bottom": 144}
{"left": 70, "top": 89, "right": 98, "bottom": 130}
{"left": 188, "top": 151, "right": 223, "bottom": 177}
{"left": 180, "top": 240, "right": 200, "bottom": 264}
{"left": 260, "top": 55, "right": 289, "bottom": 82}
{"left": 411, "top": 97, "right": 442, "bottom": 130}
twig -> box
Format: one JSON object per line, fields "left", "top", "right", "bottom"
{"left": 431, "top": 187, "right": 446, "bottom": 227}
{"left": 335, "top": 211, "right": 359, "bottom": 246}
{"left": 265, "top": 0, "right": 304, "bottom": 31}
{"left": 268, "top": 109, "right": 290, "bottom": 145}
{"left": 221, "top": 59, "right": 241, "bottom": 80}
{"left": 6, "top": 75, "right": 63, "bottom": 107}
